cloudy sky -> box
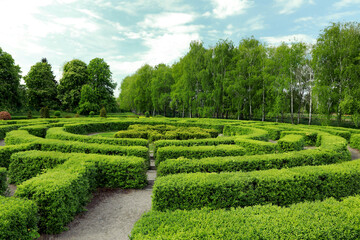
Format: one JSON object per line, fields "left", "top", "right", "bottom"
{"left": 1, "top": 0, "right": 359, "bottom": 96}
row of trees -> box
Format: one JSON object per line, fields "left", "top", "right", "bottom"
{"left": 0, "top": 53, "right": 117, "bottom": 115}
{"left": 118, "top": 22, "right": 360, "bottom": 126}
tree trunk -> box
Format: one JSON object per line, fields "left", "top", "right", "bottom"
{"left": 290, "top": 74, "right": 294, "bottom": 124}
{"left": 309, "top": 87, "right": 312, "bottom": 125}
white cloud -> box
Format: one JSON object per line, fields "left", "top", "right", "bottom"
{"left": 274, "top": 0, "right": 314, "bottom": 14}
{"left": 245, "top": 15, "right": 265, "bottom": 31}
{"left": 224, "top": 24, "right": 234, "bottom": 35}
{"left": 334, "top": 0, "right": 360, "bottom": 8}
{"left": 211, "top": 0, "right": 254, "bottom": 19}
{"left": 114, "top": 0, "right": 192, "bottom": 15}
{"left": 140, "top": 12, "right": 196, "bottom": 29}
{"left": 295, "top": 16, "right": 313, "bottom": 22}
{"left": 261, "top": 34, "right": 316, "bottom": 46}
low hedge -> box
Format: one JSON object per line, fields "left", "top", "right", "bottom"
{"left": 131, "top": 196, "right": 360, "bottom": 240}
{"left": 157, "top": 149, "right": 349, "bottom": 176}
{"left": 155, "top": 145, "right": 245, "bottom": 166}
{"left": 0, "top": 143, "right": 37, "bottom": 168}
{"left": 350, "top": 134, "right": 360, "bottom": 150}
{"left": 0, "top": 196, "right": 39, "bottom": 239}
{"left": 5, "top": 130, "right": 149, "bottom": 160}
{"left": 19, "top": 124, "right": 49, "bottom": 138}
{"left": 0, "top": 168, "right": 6, "bottom": 195}
{"left": 280, "top": 131, "right": 318, "bottom": 146}
{"left": 223, "top": 126, "right": 269, "bottom": 141}
{"left": 0, "top": 124, "right": 20, "bottom": 139}
{"left": 153, "top": 159, "right": 360, "bottom": 211}
{"left": 154, "top": 137, "right": 235, "bottom": 152}
{"left": 46, "top": 127, "right": 148, "bottom": 146}
{"left": 317, "top": 132, "right": 348, "bottom": 153}
{"left": 277, "top": 134, "right": 305, "bottom": 152}
{"left": 234, "top": 138, "right": 278, "bottom": 155}
{"left": 15, "top": 151, "right": 148, "bottom": 233}
{"left": 64, "top": 121, "right": 132, "bottom": 134}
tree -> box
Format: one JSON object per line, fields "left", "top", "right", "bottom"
{"left": 313, "top": 22, "right": 360, "bottom": 125}
{"left": 0, "top": 47, "right": 21, "bottom": 111}
{"left": 57, "top": 59, "right": 88, "bottom": 111}
{"left": 87, "top": 58, "right": 117, "bottom": 112}
{"left": 24, "top": 58, "right": 59, "bottom": 110}
{"left": 78, "top": 84, "right": 100, "bottom": 115}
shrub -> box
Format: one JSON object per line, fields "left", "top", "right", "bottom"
{"left": 19, "top": 124, "right": 49, "bottom": 137}
{"left": 0, "top": 196, "right": 39, "bottom": 239}
{"left": 39, "top": 106, "right": 50, "bottom": 118}
{"left": 156, "top": 145, "right": 246, "bottom": 166}
{"left": 131, "top": 196, "right": 360, "bottom": 240}
{"left": 100, "top": 107, "right": 107, "bottom": 118}
{"left": 89, "top": 111, "right": 95, "bottom": 117}
{"left": 0, "top": 168, "right": 6, "bottom": 195}
{"left": 0, "top": 143, "right": 37, "bottom": 168}
{"left": 0, "top": 111, "right": 11, "bottom": 120}
{"left": 74, "top": 113, "right": 80, "bottom": 118}
{"left": 54, "top": 111, "right": 61, "bottom": 118}
{"left": 277, "top": 134, "right": 305, "bottom": 152}
{"left": 145, "top": 111, "right": 150, "bottom": 118}
{"left": 153, "top": 159, "right": 360, "bottom": 211}
{"left": 27, "top": 110, "right": 32, "bottom": 119}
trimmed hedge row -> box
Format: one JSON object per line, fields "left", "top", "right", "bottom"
{"left": 223, "top": 125, "right": 269, "bottom": 141}
{"left": 277, "top": 134, "right": 305, "bottom": 152}
{"left": 0, "top": 143, "right": 37, "bottom": 168}
{"left": 15, "top": 151, "right": 148, "bottom": 233}
{"left": 0, "top": 124, "right": 19, "bottom": 139}
{"left": 19, "top": 124, "right": 49, "bottom": 138}
{"left": 234, "top": 138, "right": 278, "bottom": 154}
{"left": 0, "top": 196, "right": 39, "bottom": 239}
{"left": 64, "top": 121, "right": 131, "bottom": 134}
{"left": 157, "top": 149, "right": 349, "bottom": 176}
{"left": 153, "top": 159, "right": 360, "bottom": 211}
{"left": 0, "top": 168, "right": 6, "bottom": 195}
{"left": 155, "top": 145, "right": 245, "bottom": 166}
{"left": 5, "top": 130, "right": 149, "bottom": 160}
{"left": 280, "top": 130, "right": 318, "bottom": 146}
{"left": 131, "top": 196, "right": 360, "bottom": 240}
{"left": 350, "top": 134, "right": 360, "bottom": 150}
{"left": 46, "top": 127, "right": 148, "bottom": 146}
{"left": 154, "top": 137, "right": 235, "bottom": 152}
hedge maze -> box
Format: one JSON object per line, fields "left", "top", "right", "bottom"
{"left": 1, "top": 117, "right": 360, "bottom": 238}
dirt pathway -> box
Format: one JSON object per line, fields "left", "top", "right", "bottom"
{"left": 0, "top": 139, "right": 5, "bottom": 146}
{"left": 39, "top": 150, "right": 156, "bottom": 240}
{"left": 348, "top": 146, "right": 360, "bottom": 160}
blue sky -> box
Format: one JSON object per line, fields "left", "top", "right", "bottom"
{"left": 1, "top": 0, "right": 359, "bottom": 96}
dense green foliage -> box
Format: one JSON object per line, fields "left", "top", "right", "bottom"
{"left": 0, "top": 196, "right": 39, "bottom": 239}
{"left": 131, "top": 196, "right": 360, "bottom": 239}
{"left": 24, "top": 58, "right": 59, "bottom": 110}
{"left": 0, "top": 168, "right": 6, "bottom": 195}
{"left": 277, "top": 134, "right": 305, "bottom": 151}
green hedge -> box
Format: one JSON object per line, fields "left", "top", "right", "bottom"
{"left": 153, "top": 159, "right": 360, "bottom": 211}
{"left": 64, "top": 121, "right": 132, "bottom": 134}
{"left": 223, "top": 125, "right": 269, "bottom": 141}
{"left": 280, "top": 131, "right": 318, "bottom": 146}
{"left": 157, "top": 149, "right": 349, "bottom": 176}
{"left": 0, "top": 196, "right": 39, "bottom": 239}
{"left": 234, "top": 138, "right": 278, "bottom": 154}
{"left": 19, "top": 124, "right": 49, "bottom": 138}
{"left": 15, "top": 151, "right": 148, "bottom": 233}
{"left": 46, "top": 127, "right": 148, "bottom": 146}
{"left": 0, "top": 125, "right": 20, "bottom": 139}
{"left": 131, "top": 196, "right": 360, "bottom": 240}
{"left": 350, "top": 134, "right": 360, "bottom": 150}
{"left": 277, "top": 134, "right": 305, "bottom": 152}
{"left": 0, "top": 143, "right": 37, "bottom": 168}
{"left": 5, "top": 130, "right": 149, "bottom": 160}
{"left": 155, "top": 145, "right": 245, "bottom": 166}
{"left": 0, "top": 168, "right": 6, "bottom": 195}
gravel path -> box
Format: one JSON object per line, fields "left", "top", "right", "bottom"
{"left": 348, "top": 146, "right": 360, "bottom": 160}
{"left": 39, "top": 151, "right": 156, "bottom": 240}
{"left": 0, "top": 139, "right": 5, "bottom": 146}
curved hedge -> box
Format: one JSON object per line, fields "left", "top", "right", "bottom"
{"left": 0, "top": 168, "right": 6, "bottom": 195}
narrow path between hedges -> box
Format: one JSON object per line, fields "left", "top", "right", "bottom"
{"left": 0, "top": 139, "right": 5, "bottom": 146}
{"left": 39, "top": 144, "right": 156, "bottom": 240}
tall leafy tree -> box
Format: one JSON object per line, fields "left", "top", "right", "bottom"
{"left": 24, "top": 58, "right": 59, "bottom": 110}
{"left": 57, "top": 59, "right": 88, "bottom": 111}
{"left": 0, "top": 47, "right": 21, "bottom": 111}
{"left": 78, "top": 84, "right": 100, "bottom": 115}
{"left": 87, "top": 58, "right": 117, "bottom": 111}
{"left": 313, "top": 22, "right": 360, "bottom": 125}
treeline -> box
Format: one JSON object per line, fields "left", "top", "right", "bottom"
{"left": 118, "top": 22, "right": 360, "bottom": 126}
{"left": 0, "top": 55, "right": 117, "bottom": 115}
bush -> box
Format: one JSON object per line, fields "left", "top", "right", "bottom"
{"left": 40, "top": 107, "right": 50, "bottom": 118}
{"left": 0, "top": 168, "right": 6, "bottom": 195}
{"left": 0, "top": 196, "right": 39, "bottom": 239}
{"left": 19, "top": 124, "right": 49, "bottom": 137}
{"left": 89, "top": 111, "right": 95, "bottom": 117}
{"left": 234, "top": 138, "right": 278, "bottom": 155}
{"left": 0, "top": 143, "right": 37, "bottom": 168}
{"left": 27, "top": 110, "right": 32, "bottom": 119}
{"left": 15, "top": 151, "right": 147, "bottom": 233}
{"left": 131, "top": 196, "right": 360, "bottom": 240}
{"left": 277, "top": 134, "right": 305, "bottom": 152}
{"left": 145, "top": 111, "right": 150, "bottom": 118}
{"left": 0, "top": 111, "right": 11, "bottom": 120}
{"left": 157, "top": 149, "right": 349, "bottom": 177}
{"left": 156, "top": 145, "right": 246, "bottom": 166}
{"left": 153, "top": 159, "right": 360, "bottom": 211}
{"left": 54, "top": 111, "right": 61, "bottom": 118}
{"left": 100, "top": 107, "right": 107, "bottom": 118}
